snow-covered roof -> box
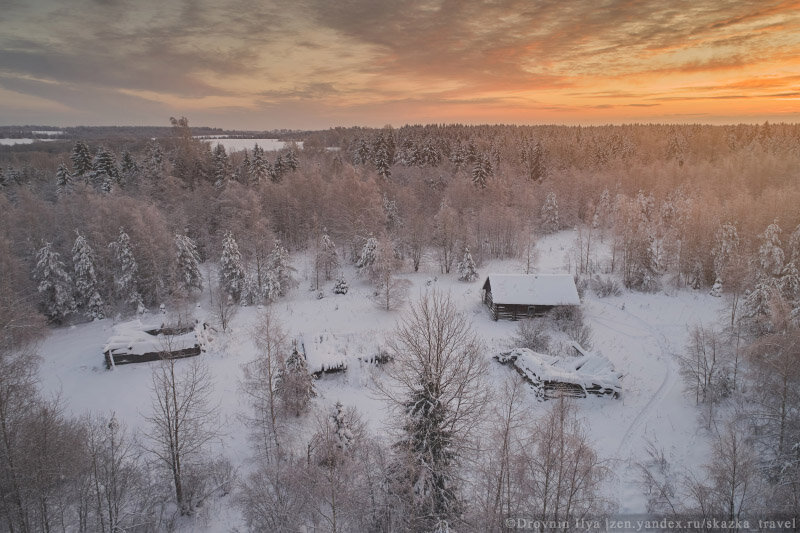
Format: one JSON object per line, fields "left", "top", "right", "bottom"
{"left": 300, "top": 332, "right": 347, "bottom": 375}
{"left": 483, "top": 274, "right": 580, "bottom": 306}
{"left": 103, "top": 320, "right": 199, "bottom": 357}
{"left": 497, "top": 344, "right": 622, "bottom": 395}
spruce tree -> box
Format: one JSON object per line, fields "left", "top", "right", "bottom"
{"left": 250, "top": 144, "right": 270, "bottom": 184}
{"left": 91, "top": 147, "right": 119, "bottom": 192}
{"left": 331, "top": 401, "right": 354, "bottom": 450}
{"left": 143, "top": 139, "right": 164, "bottom": 180}
{"left": 267, "top": 240, "right": 295, "bottom": 297}
{"left": 284, "top": 149, "right": 299, "bottom": 171}
{"left": 120, "top": 150, "right": 139, "bottom": 182}
{"left": 333, "top": 274, "right": 349, "bottom": 295}
{"left": 457, "top": 246, "right": 478, "bottom": 282}
{"left": 72, "top": 232, "right": 105, "bottom": 320}
{"left": 55, "top": 164, "right": 72, "bottom": 196}
{"left": 356, "top": 237, "right": 379, "bottom": 274}
{"left": 212, "top": 143, "right": 230, "bottom": 188}
{"left": 175, "top": 234, "right": 203, "bottom": 294}
{"left": 523, "top": 140, "right": 546, "bottom": 181}
{"left": 220, "top": 231, "right": 245, "bottom": 301}
{"left": 34, "top": 242, "right": 76, "bottom": 323}
{"left": 471, "top": 154, "right": 490, "bottom": 189}
{"left": 109, "top": 228, "right": 144, "bottom": 313}
{"left": 272, "top": 154, "right": 285, "bottom": 183}
{"left": 374, "top": 140, "right": 392, "bottom": 180}
{"left": 239, "top": 150, "right": 251, "bottom": 183}
{"left": 317, "top": 232, "right": 339, "bottom": 281}
{"left": 541, "top": 191, "right": 560, "bottom": 234}
{"left": 276, "top": 345, "right": 314, "bottom": 416}
{"left": 70, "top": 141, "right": 92, "bottom": 180}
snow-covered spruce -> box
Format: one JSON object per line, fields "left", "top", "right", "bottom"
{"left": 457, "top": 246, "right": 478, "bottom": 282}
{"left": 219, "top": 231, "right": 245, "bottom": 302}
{"left": 34, "top": 241, "right": 76, "bottom": 323}
{"left": 276, "top": 345, "right": 315, "bottom": 417}
{"left": 355, "top": 236, "right": 378, "bottom": 274}
{"left": 109, "top": 228, "right": 144, "bottom": 314}
{"left": 541, "top": 191, "right": 560, "bottom": 234}
{"left": 72, "top": 232, "right": 104, "bottom": 320}
{"left": 55, "top": 164, "right": 72, "bottom": 196}
{"left": 175, "top": 233, "right": 203, "bottom": 294}
{"left": 333, "top": 274, "right": 349, "bottom": 295}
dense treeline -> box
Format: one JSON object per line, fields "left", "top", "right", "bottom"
{"left": 1, "top": 119, "right": 800, "bottom": 530}
{"left": 2, "top": 120, "right": 799, "bottom": 318}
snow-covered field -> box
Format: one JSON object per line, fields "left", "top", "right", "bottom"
{"left": 0, "top": 138, "right": 56, "bottom": 145}
{"left": 36, "top": 230, "right": 724, "bottom": 530}
{"left": 195, "top": 138, "right": 303, "bottom": 152}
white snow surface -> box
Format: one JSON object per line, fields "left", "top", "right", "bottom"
{"left": 36, "top": 230, "right": 725, "bottom": 530}
{"left": 483, "top": 273, "right": 580, "bottom": 305}
{"left": 195, "top": 137, "right": 303, "bottom": 152}
{"left": 0, "top": 138, "right": 55, "bottom": 145}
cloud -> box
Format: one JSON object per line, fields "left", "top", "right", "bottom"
{"left": 1, "top": 0, "right": 800, "bottom": 126}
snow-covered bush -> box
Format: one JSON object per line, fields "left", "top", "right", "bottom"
{"left": 591, "top": 276, "right": 622, "bottom": 297}
{"left": 511, "top": 319, "right": 551, "bottom": 353}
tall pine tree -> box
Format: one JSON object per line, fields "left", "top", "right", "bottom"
{"left": 220, "top": 231, "right": 245, "bottom": 301}
{"left": 34, "top": 242, "right": 76, "bottom": 323}
{"left": 55, "top": 164, "right": 72, "bottom": 196}
{"left": 72, "top": 231, "right": 104, "bottom": 320}
{"left": 457, "top": 246, "right": 478, "bottom": 282}
{"left": 70, "top": 141, "right": 92, "bottom": 181}
{"left": 175, "top": 233, "right": 203, "bottom": 294}
{"left": 541, "top": 192, "right": 560, "bottom": 234}
{"left": 109, "top": 228, "right": 144, "bottom": 313}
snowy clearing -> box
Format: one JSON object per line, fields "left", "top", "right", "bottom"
{"left": 195, "top": 137, "right": 303, "bottom": 152}
{"left": 36, "top": 229, "right": 724, "bottom": 530}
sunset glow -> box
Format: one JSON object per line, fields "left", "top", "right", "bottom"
{"left": 2, "top": 0, "right": 799, "bottom": 128}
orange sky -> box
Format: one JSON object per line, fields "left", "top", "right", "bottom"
{"left": 1, "top": 0, "right": 799, "bottom": 128}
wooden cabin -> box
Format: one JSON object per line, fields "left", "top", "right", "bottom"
{"left": 495, "top": 344, "right": 621, "bottom": 399}
{"left": 103, "top": 321, "right": 203, "bottom": 369}
{"left": 482, "top": 274, "right": 580, "bottom": 320}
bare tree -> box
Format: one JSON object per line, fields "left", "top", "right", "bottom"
{"left": 143, "top": 355, "right": 217, "bottom": 515}
{"left": 241, "top": 308, "right": 289, "bottom": 461}
{"left": 82, "top": 414, "right": 150, "bottom": 533}
{"left": 467, "top": 376, "right": 529, "bottom": 532}
{"left": 210, "top": 281, "right": 238, "bottom": 333}
{"left": 370, "top": 240, "right": 410, "bottom": 311}
{"left": 237, "top": 456, "right": 309, "bottom": 532}
{"left": 303, "top": 402, "right": 380, "bottom": 532}
{"left": 0, "top": 282, "right": 45, "bottom": 532}
{"left": 747, "top": 321, "right": 800, "bottom": 464}
{"left": 677, "top": 324, "right": 731, "bottom": 426}
{"left": 379, "top": 290, "right": 488, "bottom": 531}
{"left": 516, "top": 398, "right": 614, "bottom": 525}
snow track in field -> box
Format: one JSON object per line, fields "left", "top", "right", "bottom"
{"left": 587, "top": 299, "right": 678, "bottom": 460}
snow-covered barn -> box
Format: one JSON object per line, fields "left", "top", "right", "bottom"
{"left": 103, "top": 320, "right": 205, "bottom": 369}
{"left": 482, "top": 273, "right": 580, "bottom": 320}
{"left": 495, "top": 344, "right": 621, "bottom": 399}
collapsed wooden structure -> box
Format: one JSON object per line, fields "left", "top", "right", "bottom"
{"left": 482, "top": 274, "right": 580, "bottom": 320}
{"left": 495, "top": 343, "right": 621, "bottom": 399}
{"left": 103, "top": 320, "right": 204, "bottom": 369}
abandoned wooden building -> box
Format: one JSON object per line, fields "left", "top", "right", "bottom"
{"left": 482, "top": 273, "right": 580, "bottom": 320}
{"left": 103, "top": 320, "right": 204, "bottom": 369}
{"left": 495, "top": 344, "right": 621, "bottom": 399}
